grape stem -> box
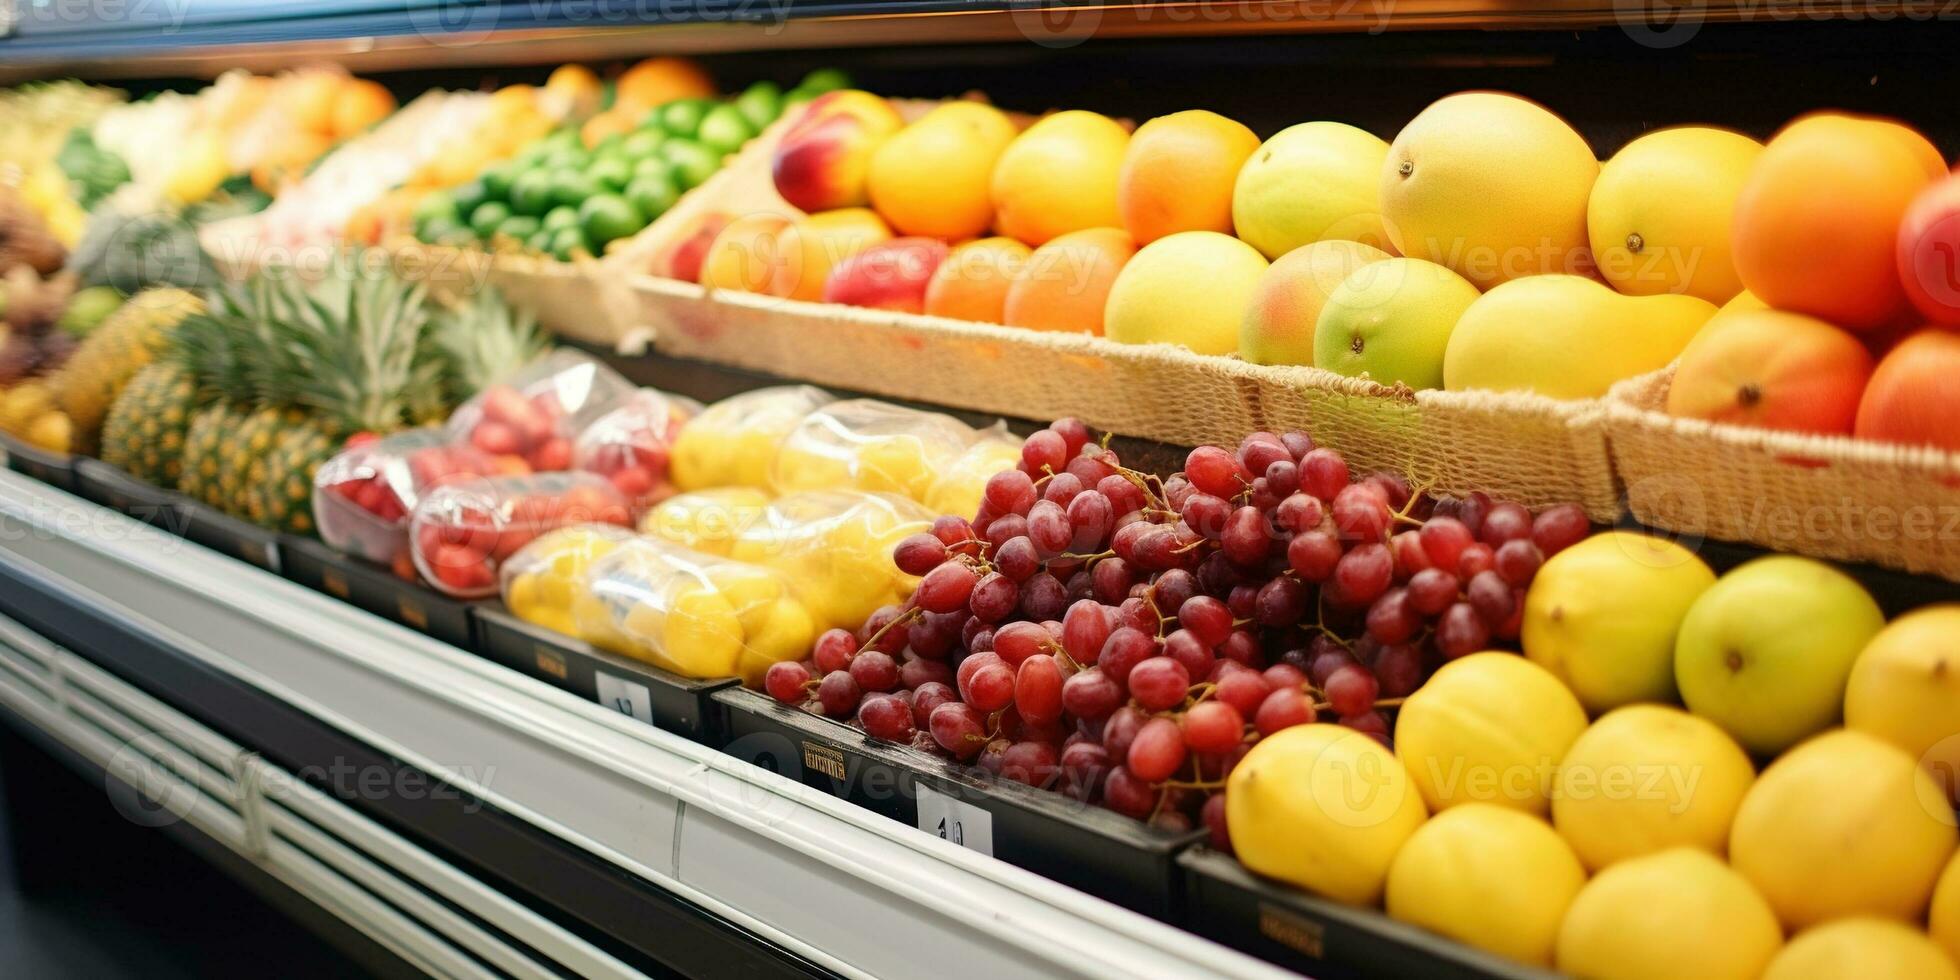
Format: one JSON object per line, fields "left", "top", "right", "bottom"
{"left": 858, "top": 605, "right": 923, "bottom": 652}
{"left": 1161, "top": 777, "right": 1227, "bottom": 791}
{"left": 1308, "top": 593, "right": 1355, "bottom": 653}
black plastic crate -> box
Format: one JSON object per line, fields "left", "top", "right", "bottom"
{"left": 473, "top": 605, "right": 737, "bottom": 744}
{"left": 0, "top": 432, "right": 78, "bottom": 492}
{"left": 71, "top": 459, "right": 189, "bottom": 530}
{"left": 279, "top": 535, "right": 478, "bottom": 650}
{"left": 178, "top": 500, "right": 282, "bottom": 572}
{"left": 1178, "top": 847, "right": 1552, "bottom": 980}
{"left": 714, "top": 686, "right": 1204, "bottom": 920}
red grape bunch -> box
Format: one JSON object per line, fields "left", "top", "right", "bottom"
{"left": 763, "top": 420, "right": 1592, "bottom": 849}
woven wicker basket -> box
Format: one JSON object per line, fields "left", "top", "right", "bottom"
{"left": 1606, "top": 367, "right": 1960, "bottom": 581}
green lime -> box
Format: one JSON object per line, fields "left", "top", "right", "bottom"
{"left": 660, "top": 139, "right": 721, "bottom": 189}
{"left": 594, "top": 132, "right": 626, "bottom": 155}
{"left": 585, "top": 155, "right": 633, "bottom": 192}
{"left": 542, "top": 128, "right": 581, "bottom": 152}
{"left": 620, "top": 128, "right": 666, "bottom": 161}
{"left": 513, "top": 141, "right": 550, "bottom": 167}
{"left": 525, "top": 230, "right": 554, "bottom": 253}
{"left": 659, "top": 99, "right": 709, "bottom": 139}
{"left": 497, "top": 214, "right": 541, "bottom": 242}
{"left": 450, "top": 179, "right": 489, "bottom": 218}
{"left": 411, "top": 190, "right": 459, "bottom": 233}
{"left": 624, "top": 173, "right": 680, "bottom": 221}
{"left": 548, "top": 226, "right": 589, "bottom": 261}
{"left": 632, "top": 157, "right": 675, "bottom": 183}
{"left": 418, "top": 217, "right": 465, "bottom": 244}
{"left": 469, "top": 201, "right": 513, "bottom": 239}
{"left": 542, "top": 205, "right": 580, "bottom": 231}
{"left": 733, "top": 81, "right": 784, "bottom": 130}
{"left": 549, "top": 168, "right": 600, "bottom": 210}
{"left": 433, "top": 223, "right": 476, "bottom": 247}
{"left": 478, "top": 164, "right": 514, "bottom": 201}
{"left": 578, "top": 193, "right": 647, "bottom": 246}
{"left": 542, "top": 146, "right": 590, "bottom": 170}
{"left": 783, "top": 87, "right": 820, "bottom": 115}
{"left": 798, "top": 68, "right": 851, "bottom": 94}
{"left": 697, "top": 104, "right": 757, "bottom": 154}
{"left": 508, "top": 169, "right": 555, "bottom": 216}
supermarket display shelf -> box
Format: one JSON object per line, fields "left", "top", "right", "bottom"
{"left": 4, "top": 0, "right": 1954, "bottom": 82}
{"left": 0, "top": 467, "right": 1294, "bottom": 980}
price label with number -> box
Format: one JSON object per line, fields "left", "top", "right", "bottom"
{"left": 915, "top": 784, "right": 993, "bottom": 856}
{"left": 594, "top": 671, "right": 654, "bottom": 725}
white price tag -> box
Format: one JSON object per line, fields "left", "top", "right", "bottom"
{"left": 916, "top": 784, "right": 993, "bottom": 856}
{"left": 594, "top": 672, "right": 654, "bottom": 725}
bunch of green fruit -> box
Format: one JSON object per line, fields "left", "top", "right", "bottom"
{"left": 412, "top": 71, "right": 850, "bottom": 261}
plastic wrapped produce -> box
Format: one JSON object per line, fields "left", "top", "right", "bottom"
{"left": 578, "top": 538, "right": 818, "bottom": 686}
{"left": 729, "top": 490, "right": 932, "bottom": 632}
{"left": 771, "top": 398, "right": 980, "bottom": 503}
{"left": 638, "top": 487, "right": 772, "bottom": 557}
{"left": 312, "top": 428, "right": 517, "bottom": 574}
{"left": 499, "top": 523, "right": 638, "bottom": 638}
{"left": 572, "top": 388, "right": 693, "bottom": 512}
{"left": 446, "top": 350, "right": 635, "bottom": 472}
{"left": 923, "top": 427, "right": 1022, "bottom": 518}
{"left": 410, "top": 471, "right": 632, "bottom": 598}
{"left": 669, "top": 385, "right": 834, "bottom": 492}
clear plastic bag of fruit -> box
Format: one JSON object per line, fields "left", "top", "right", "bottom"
{"left": 770, "top": 398, "right": 980, "bottom": 503}
{"left": 572, "top": 387, "right": 694, "bottom": 513}
{"left": 499, "top": 523, "right": 639, "bottom": 638}
{"left": 312, "top": 427, "right": 517, "bottom": 574}
{"left": 669, "top": 384, "right": 835, "bottom": 492}
{"left": 638, "top": 486, "right": 773, "bottom": 557}
{"left": 410, "top": 471, "right": 633, "bottom": 598}
{"left": 923, "top": 426, "right": 1021, "bottom": 519}
{"left": 728, "top": 489, "right": 932, "bottom": 632}
{"left": 577, "top": 538, "right": 818, "bottom": 686}
{"left": 446, "top": 350, "right": 636, "bottom": 472}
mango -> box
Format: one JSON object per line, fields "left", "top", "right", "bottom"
{"left": 1239, "top": 239, "right": 1391, "bottom": 367}
{"left": 1103, "top": 231, "right": 1269, "bottom": 355}
{"left": 771, "top": 91, "right": 905, "bottom": 213}
{"left": 698, "top": 214, "right": 794, "bottom": 294}
{"left": 1381, "top": 92, "right": 1597, "bottom": 289}
{"left": 1854, "top": 329, "right": 1960, "bottom": 452}
{"left": 1313, "top": 256, "right": 1479, "bottom": 390}
{"left": 925, "top": 237, "right": 1031, "bottom": 325}
{"left": 1666, "top": 310, "right": 1873, "bottom": 434}
{"left": 1233, "top": 121, "right": 1393, "bottom": 260}
{"left": 990, "top": 110, "right": 1129, "bottom": 245}
{"left": 1442, "top": 274, "right": 1715, "bottom": 399}
{"left": 1003, "top": 227, "right": 1134, "bottom": 335}
{"left": 1119, "top": 110, "right": 1259, "bottom": 244}
{"left": 868, "top": 102, "right": 1017, "bottom": 241}
{"left": 1588, "top": 127, "right": 1763, "bottom": 304}
{"left": 771, "top": 207, "right": 892, "bottom": 302}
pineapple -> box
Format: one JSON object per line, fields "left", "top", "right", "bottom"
{"left": 99, "top": 360, "right": 196, "bottom": 485}
{"left": 435, "top": 286, "right": 549, "bottom": 406}
{"left": 45, "top": 286, "right": 200, "bottom": 455}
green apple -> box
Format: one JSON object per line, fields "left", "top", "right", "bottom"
{"left": 1238, "top": 239, "right": 1390, "bottom": 366}
{"left": 1522, "top": 531, "right": 1716, "bottom": 715}
{"left": 1314, "top": 257, "right": 1480, "bottom": 390}
{"left": 1674, "top": 556, "right": 1885, "bottom": 756}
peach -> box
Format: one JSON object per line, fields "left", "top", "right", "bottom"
{"left": 1238, "top": 239, "right": 1392, "bottom": 366}
{"left": 868, "top": 102, "right": 1018, "bottom": 240}
{"left": 1732, "top": 113, "right": 1938, "bottom": 331}
{"left": 770, "top": 207, "right": 892, "bottom": 301}
{"left": 822, "top": 237, "right": 950, "bottom": 314}
{"left": 771, "top": 91, "right": 905, "bottom": 213}
{"left": 651, "top": 212, "right": 732, "bottom": 282}
{"left": 1118, "top": 110, "right": 1260, "bottom": 244}
{"left": 1897, "top": 173, "right": 1960, "bottom": 327}
{"left": 1002, "top": 227, "right": 1136, "bottom": 335}
{"left": 699, "top": 214, "right": 794, "bottom": 294}
{"left": 1854, "top": 328, "right": 1960, "bottom": 451}
{"left": 925, "top": 237, "right": 1031, "bottom": 324}
{"left": 1665, "top": 310, "right": 1874, "bottom": 434}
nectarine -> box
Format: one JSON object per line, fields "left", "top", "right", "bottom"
{"left": 771, "top": 91, "right": 904, "bottom": 213}
{"left": 1666, "top": 310, "right": 1873, "bottom": 434}
{"left": 925, "top": 237, "right": 1031, "bottom": 324}
{"left": 1855, "top": 328, "right": 1960, "bottom": 451}
{"left": 822, "top": 237, "right": 949, "bottom": 314}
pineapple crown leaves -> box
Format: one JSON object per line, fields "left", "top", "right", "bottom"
{"left": 433, "top": 285, "right": 549, "bottom": 404}
{"left": 268, "top": 261, "right": 446, "bottom": 435}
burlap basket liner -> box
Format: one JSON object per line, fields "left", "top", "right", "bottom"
{"left": 1606, "top": 367, "right": 1960, "bottom": 582}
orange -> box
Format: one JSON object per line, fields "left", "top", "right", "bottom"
{"left": 699, "top": 214, "right": 795, "bottom": 294}
{"left": 868, "top": 102, "right": 1018, "bottom": 240}
{"left": 251, "top": 129, "right": 334, "bottom": 194}
{"left": 616, "top": 57, "right": 717, "bottom": 112}
{"left": 284, "top": 71, "right": 345, "bottom": 136}
{"left": 544, "top": 64, "right": 604, "bottom": 117}
{"left": 990, "top": 111, "right": 1129, "bottom": 246}
{"left": 581, "top": 108, "right": 635, "bottom": 149}
{"left": 771, "top": 207, "right": 893, "bottom": 301}
{"left": 1117, "top": 110, "right": 1260, "bottom": 244}
{"left": 331, "top": 79, "right": 397, "bottom": 140}
{"left": 1732, "top": 113, "right": 1938, "bottom": 331}
{"left": 1003, "top": 227, "right": 1135, "bottom": 335}
{"left": 925, "top": 237, "right": 1031, "bottom": 323}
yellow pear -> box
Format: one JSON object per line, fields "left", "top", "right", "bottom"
{"left": 1442, "top": 275, "right": 1716, "bottom": 399}
{"left": 1557, "top": 848, "right": 1783, "bottom": 980}
{"left": 1589, "top": 127, "right": 1764, "bottom": 304}
{"left": 1381, "top": 92, "right": 1598, "bottom": 289}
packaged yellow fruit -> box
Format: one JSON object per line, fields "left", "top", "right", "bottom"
{"left": 669, "top": 385, "right": 834, "bottom": 492}
{"left": 771, "top": 398, "right": 980, "bottom": 503}
{"left": 1384, "top": 803, "right": 1585, "bottom": 967}
{"left": 640, "top": 487, "right": 773, "bottom": 557}
{"left": 731, "top": 490, "right": 932, "bottom": 632}
{"left": 1226, "top": 724, "right": 1427, "bottom": 907}
{"left": 578, "top": 538, "right": 817, "bottom": 686}
{"left": 1393, "top": 651, "right": 1587, "bottom": 816}
{"left": 498, "top": 523, "right": 637, "bottom": 638}
{"left": 923, "top": 429, "right": 1021, "bottom": 519}
{"left": 1555, "top": 848, "right": 1784, "bottom": 980}
{"left": 1762, "top": 918, "right": 1959, "bottom": 980}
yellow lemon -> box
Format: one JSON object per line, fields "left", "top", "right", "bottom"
{"left": 1556, "top": 848, "right": 1783, "bottom": 980}
{"left": 1385, "top": 804, "right": 1585, "bottom": 967}
{"left": 1394, "top": 652, "right": 1587, "bottom": 816}
{"left": 1553, "top": 704, "right": 1755, "bottom": 870}
{"left": 1762, "top": 919, "right": 1959, "bottom": 980}
{"left": 658, "top": 587, "right": 744, "bottom": 678}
